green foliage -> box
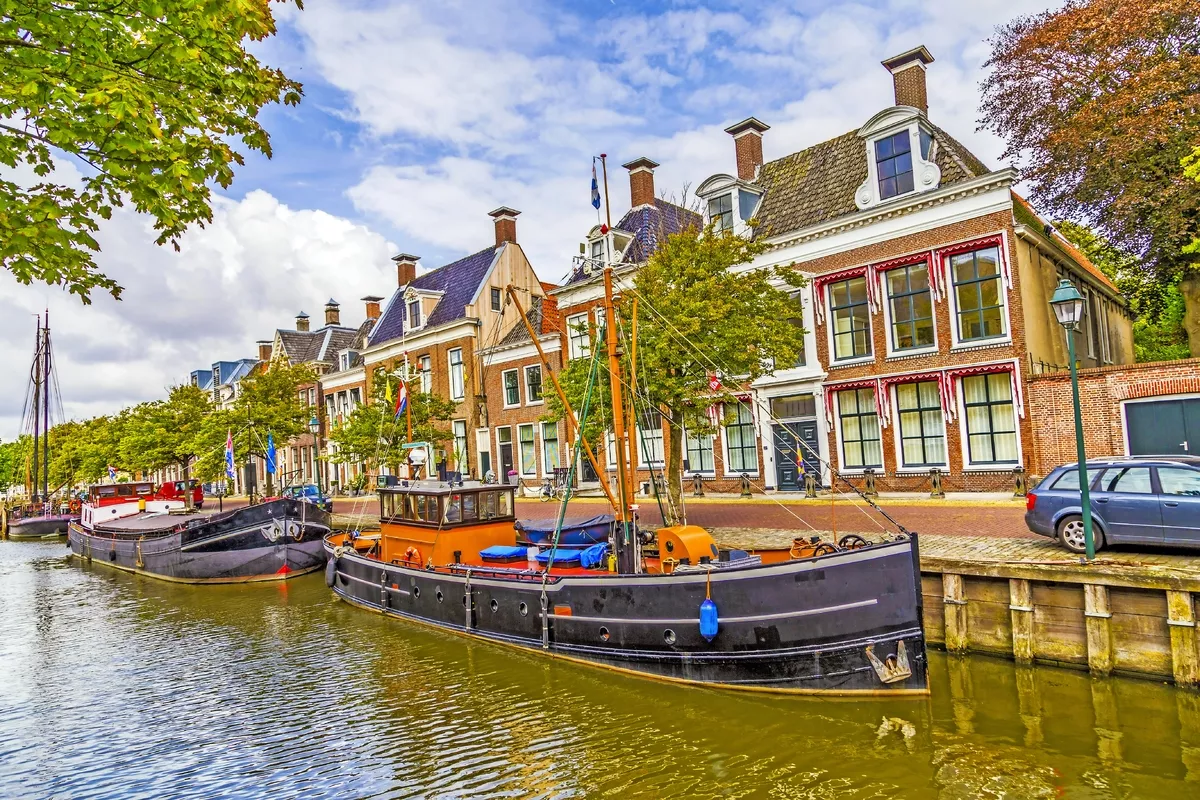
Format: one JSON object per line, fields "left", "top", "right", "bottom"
{"left": 327, "top": 368, "right": 459, "bottom": 473}
{"left": 0, "top": 0, "right": 303, "bottom": 302}
{"left": 118, "top": 384, "right": 211, "bottom": 477}
{"left": 0, "top": 438, "right": 21, "bottom": 492}
{"left": 1132, "top": 283, "right": 1192, "bottom": 362}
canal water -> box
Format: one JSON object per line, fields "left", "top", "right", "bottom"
{"left": 2, "top": 540, "right": 1197, "bottom": 799}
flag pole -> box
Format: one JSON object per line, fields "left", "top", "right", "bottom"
{"left": 600, "top": 153, "right": 612, "bottom": 231}
{"left": 404, "top": 354, "right": 412, "bottom": 443}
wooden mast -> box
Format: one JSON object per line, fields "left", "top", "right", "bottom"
{"left": 602, "top": 267, "right": 638, "bottom": 573}
{"left": 30, "top": 315, "right": 41, "bottom": 503}
{"left": 42, "top": 311, "right": 51, "bottom": 501}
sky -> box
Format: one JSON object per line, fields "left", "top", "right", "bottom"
{"left": 0, "top": 0, "right": 1055, "bottom": 441}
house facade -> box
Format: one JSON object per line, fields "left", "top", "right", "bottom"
{"left": 693, "top": 46, "right": 1133, "bottom": 493}
{"left": 317, "top": 296, "right": 382, "bottom": 492}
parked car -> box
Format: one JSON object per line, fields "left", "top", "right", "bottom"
{"left": 278, "top": 484, "right": 334, "bottom": 512}
{"left": 1025, "top": 457, "right": 1200, "bottom": 552}
{"left": 155, "top": 479, "right": 204, "bottom": 509}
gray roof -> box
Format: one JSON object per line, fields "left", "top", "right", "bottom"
{"left": 370, "top": 246, "right": 500, "bottom": 345}
{"left": 276, "top": 325, "right": 360, "bottom": 366}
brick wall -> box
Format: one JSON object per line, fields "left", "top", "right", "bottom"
{"left": 1027, "top": 358, "right": 1200, "bottom": 478}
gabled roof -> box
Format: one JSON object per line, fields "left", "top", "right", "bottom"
{"left": 752, "top": 122, "right": 990, "bottom": 240}
{"left": 370, "top": 246, "right": 500, "bottom": 345}
{"left": 276, "top": 325, "right": 359, "bottom": 366}
{"left": 561, "top": 199, "right": 701, "bottom": 286}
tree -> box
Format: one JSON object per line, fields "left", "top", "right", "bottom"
{"left": 547, "top": 225, "right": 806, "bottom": 520}
{"left": 328, "top": 368, "right": 459, "bottom": 476}
{"left": 1, "top": 0, "right": 302, "bottom": 302}
{"left": 0, "top": 438, "right": 21, "bottom": 494}
{"left": 119, "top": 384, "right": 211, "bottom": 481}
{"left": 980, "top": 0, "right": 1200, "bottom": 352}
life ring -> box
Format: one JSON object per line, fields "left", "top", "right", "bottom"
{"left": 404, "top": 546, "right": 421, "bottom": 567}
{"left": 68, "top": 499, "right": 82, "bottom": 515}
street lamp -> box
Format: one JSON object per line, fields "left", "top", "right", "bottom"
{"left": 308, "top": 414, "right": 323, "bottom": 493}
{"left": 1049, "top": 278, "right": 1095, "bottom": 560}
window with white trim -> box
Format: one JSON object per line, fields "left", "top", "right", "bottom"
{"left": 635, "top": 411, "right": 665, "bottom": 468}
{"left": 875, "top": 131, "right": 914, "bottom": 200}
{"left": 502, "top": 369, "right": 520, "bottom": 407}
{"left": 448, "top": 348, "right": 465, "bottom": 401}
{"left": 1087, "top": 290, "right": 1102, "bottom": 360}
{"left": 567, "top": 313, "right": 590, "bottom": 360}
{"left": 886, "top": 263, "right": 934, "bottom": 351}
{"left": 525, "top": 365, "right": 542, "bottom": 403}
{"left": 452, "top": 420, "right": 468, "bottom": 472}
{"left": 708, "top": 194, "right": 733, "bottom": 233}
{"left": 830, "top": 276, "right": 871, "bottom": 360}
{"left": 724, "top": 402, "right": 757, "bottom": 473}
{"left": 490, "top": 287, "right": 502, "bottom": 312}
{"left": 950, "top": 247, "right": 1006, "bottom": 342}
{"left": 418, "top": 355, "right": 431, "bottom": 393}
{"left": 961, "top": 374, "right": 1018, "bottom": 465}
{"left": 541, "top": 422, "right": 560, "bottom": 473}
{"left": 895, "top": 382, "right": 946, "bottom": 467}
{"left": 589, "top": 238, "right": 605, "bottom": 265}
{"left": 685, "top": 430, "right": 715, "bottom": 474}
{"left": 518, "top": 424, "right": 537, "bottom": 476}
{"left": 838, "top": 388, "right": 882, "bottom": 469}
{"left": 407, "top": 300, "right": 422, "bottom": 329}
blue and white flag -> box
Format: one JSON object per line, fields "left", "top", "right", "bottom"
{"left": 107, "top": 465, "right": 117, "bottom": 482}
{"left": 225, "top": 429, "right": 236, "bottom": 481}
{"left": 591, "top": 161, "right": 601, "bottom": 210}
{"left": 266, "top": 432, "right": 277, "bottom": 475}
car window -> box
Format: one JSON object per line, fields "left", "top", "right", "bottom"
{"left": 1159, "top": 468, "right": 1200, "bottom": 497}
{"left": 1050, "top": 468, "right": 1104, "bottom": 491}
{"left": 1103, "top": 467, "right": 1154, "bottom": 494}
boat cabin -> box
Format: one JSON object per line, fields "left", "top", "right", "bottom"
{"left": 89, "top": 482, "right": 156, "bottom": 506}
{"left": 81, "top": 482, "right": 185, "bottom": 529}
{"left": 375, "top": 480, "right": 520, "bottom": 568}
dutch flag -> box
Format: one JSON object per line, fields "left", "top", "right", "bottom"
{"left": 394, "top": 380, "right": 408, "bottom": 419}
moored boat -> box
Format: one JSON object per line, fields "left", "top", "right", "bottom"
{"left": 68, "top": 482, "right": 330, "bottom": 583}
{"left": 5, "top": 506, "right": 76, "bottom": 540}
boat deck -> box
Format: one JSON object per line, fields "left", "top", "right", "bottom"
{"left": 93, "top": 510, "right": 219, "bottom": 534}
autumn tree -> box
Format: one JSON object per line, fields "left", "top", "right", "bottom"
{"left": 547, "top": 225, "right": 806, "bottom": 519}
{"left": 1, "top": 0, "right": 302, "bottom": 302}
{"left": 980, "top": 0, "right": 1200, "bottom": 353}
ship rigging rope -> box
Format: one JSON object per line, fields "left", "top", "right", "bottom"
{"left": 622, "top": 286, "right": 905, "bottom": 536}
{"left": 614, "top": 314, "right": 675, "bottom": 526}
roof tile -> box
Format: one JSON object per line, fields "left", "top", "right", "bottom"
{"left": 370, "top": 246, "right": 499, "bottom": 345}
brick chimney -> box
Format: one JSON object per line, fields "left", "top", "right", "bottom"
{"left": 362, "top": 295, "right": 383, "bottom": 321}
{"left": 256, "top": 340, "right": 272, "bottom": 363}
{"left": 622, "top": 157, "right": 659, "bottom": 208}
{"left": 724, "top": 118, "right": 770, "bottom": 181}
{"left": 324, "top": 298, "right": 340, "bottom": 327}
{"left": 295, "top": 312, "right": 310, "bottom": 332}
{"left": 882, "top": 46, "right": 934, "bottom": 114}
{"left": 489, "top": 207, "right": 520, "bottom": 246}
{"left": 392, "top": 253, "right": 419, "bottom": 288}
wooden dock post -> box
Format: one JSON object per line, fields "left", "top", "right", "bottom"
{"left": 943, "top": 573, "right": 968, "bottom": 652}
{"left": 1084, "top": 584, "right": 1114, "bottom": 676}
{"left": 1009, "top": 578, "right": 1034, "bottom": 662}
{"left": 1167, "top": 590, "right": 1199, "bottom": 687}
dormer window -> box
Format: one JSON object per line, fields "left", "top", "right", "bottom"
{"left": 708, "top": 194, "right": 733, "bottom": 233}
{"left": 590, "top": 238, "right": 605, "bottom": 265}
{"left": 875, "top": 132, "right": 914, "bottom": 200}
{"left": 407, "top": 299, "right": 422, "bottom": 329}
{"left": 855, "top": 108, "right": 942, "bottom": 211}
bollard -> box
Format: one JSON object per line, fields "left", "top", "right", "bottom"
{"left": 740, "top": 473, "right": 752, "bottom": 498}
{"left": 804, "top": 471, "right": 818, "bottom": 499}
{"left": 692, "top": 473, "right": 705, "bottom": 497}
{"left": 1013, "top": 466, "right": 1027, "bottom": 498}
{"left": 930, "top": 467, "right": 945, "bottom": 499}
{"left": 863, "top": 468, "right": 878, "bottom": 498}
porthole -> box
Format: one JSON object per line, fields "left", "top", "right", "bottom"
{"left": 663, "top": 629, "right": 676, "bottom": 645}
{"left": 436, "top": 590, "right": 444, "bottom": 603}
{"left": 519, "top": 602, "right": 529, "bottom": 617}
{"left": 599, "top": 626, "right": 610, "bottom": 642}
{"left": 412, "top": 585, "right": 421, "bottom": 598}
{"left": 490, "top": 599, "right": 499, "bottom": 613}
{"left": 664, "top": 540, "right": 675, "bottom": 553}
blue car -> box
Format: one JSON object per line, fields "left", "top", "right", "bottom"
{"left": 280, "top": 484, "right": 334, "bottom": 513}
{"left": 1025, "top": 457, "right": 1200, "bottom": 553}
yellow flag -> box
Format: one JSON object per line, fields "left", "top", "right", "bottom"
{"left": 384, "top": 379, "right": 393, "bottom": 406}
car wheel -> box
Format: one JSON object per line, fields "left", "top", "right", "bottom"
{"left": 1057, "top": 515, "right": 1104, "bottom": 554}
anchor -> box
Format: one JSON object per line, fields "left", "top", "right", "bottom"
{"left": 866, "top": 641, "right": 912, "bottom": 684}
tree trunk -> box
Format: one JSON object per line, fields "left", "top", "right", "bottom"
{"left": 1180, "top": 272, "right": 1200, "bottom": 358}
{"left": 665, "top": 414, "right": 684, "bottom": 526}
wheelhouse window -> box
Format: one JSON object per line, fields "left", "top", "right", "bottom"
{"left": 951, "top": 247, "right": 1005, "bottom": 342}
{"left": 875, "top": 131, "right": 914, "bottom": 200}
{"left": 541, "top": 422, "right": 560, "bottom": 473}
{"left": 448, "top": 348, "right": 465, "bottom": 400}
{"left": 567, "top": 313, "right": 590, "bottom": 360}
{"left": 685, "top": 430, "right": 715, "bottom": 474}
{"left": 886, "top": 263, "right": 934, "bottom": 350}
{"left": 725, "top": 402, "right": 757, "bottom": 473}
{"left": 525, "top": 365, "right": 543, "bottom": 403}
{"left": 830, "top": 276, "right": 871, "bottom": 361}
{"left": 838, "top": 388, "right": 882, "bottom": 469}
{"left": 407, "top": 300, "right": 422, "bottom": 329}
{"left": 518, "top": 424, "right": 537, "bottom": 476}
{"left": 708, "top": 193, "right": 733, "bottom": 233}
{"left": 502, "top": 369, "right": 520, "bottom": 407}
{"left": 895, "top": 382, "right": 945, "bottom": 467}
{"left": 961, "top": 374, "right": 1018, "bottom": 465}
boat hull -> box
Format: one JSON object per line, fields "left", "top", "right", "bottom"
{"left": 68, "top": 500, "right": 330, "bottom": 583}
{"left": 6, "top": 515, "right": 74, "bottom": 540}
{"left": 325, "top": 536, "right": 928, "bottom": 695}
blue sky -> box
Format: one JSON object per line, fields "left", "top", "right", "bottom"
{"left": 0, "top": 0, "right": 1054, "bottom": 440}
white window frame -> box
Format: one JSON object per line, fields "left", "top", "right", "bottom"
{"left": 945, "top": 246, "right": 1013, "bottom": 350}
{"left": 825, "top": 277, "right": 874, "bottom": 366}
{"left": 684, "top": 428, "right": 716, "bottom": 476}
{"left": 956, "top": 374, "right": 1022, "bottom": 470}
{"left": 501, "top": 368, "right": 521, "bottom": 408}
{"left": 707, "top": 192, "right": 734, "bottom": 233}
{"left": 448, "top": 348, "right": 465, "bottom": 401}
{"left": 407, "top": 299, "right": 422, "bottom": 330}
{"left": 419, "top": 355, "right": 432, "bottom": 393}
{"left": 567, "top": 313, "right": 590, "bottom": 360}
{"left": 1101, "top": 298, "right": 1113, "bottom": 363}
{"left": 890, "top": 382, "right": 949, "bottom": 472}
{"left": 635, "top": 411, "right": 666, "bottom": 470}
{"left": 475, "top": 428, "right": 493, "bottom": 478}
{"left": 489, "top": 286, "right": 503, "bottom": 313}
{"left": 451, "top": 419, "right": 468, "bottom": 472}
{"left": 854, "top": 113, "right": 941, "bottom": 211}
{"left": 719, "top": 402, "right": 760, "bottom": 478}
{"left": 517, "top": 423, "right": 538, "bottom": 477}
{"left": 524, "top": 365, "right": 544, "bottom": 406}
{"left": 1084, "top": 287, "right": 1096, "bottom": 359}
{"left": 541, "top": 422, "right": 561, "bottom": 474}
{"left": 880, "top": 264, "right": 938, "bottom": 359}
{"left": 832, "top": 388, "right": 884, "bottom": 474}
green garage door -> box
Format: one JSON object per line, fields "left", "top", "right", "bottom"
{"left": 1126, "top": 398, "right": 1200, "bottom": 456}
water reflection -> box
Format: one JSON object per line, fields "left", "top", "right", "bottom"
{"left": 0, "top": 541, "right": 1197, "bottom": 799}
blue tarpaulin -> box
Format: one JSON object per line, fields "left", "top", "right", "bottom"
{"left": 516, "top": 514, "right": 613, "bottom": 545}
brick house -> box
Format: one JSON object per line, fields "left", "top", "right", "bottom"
{"left": 317, "top": 296, "right": 383, "bottom": 492}
{"left": 549, "top": 158, "right": 705, "bottom": 494}
{"left": 361, "top": 208, "right": 546, "bottom": 478}
{"left": 692, "top": 45, "right": 1134, "bottom": 493}
{"left": 477, "top": 283, "right": 564, "bottom": 486}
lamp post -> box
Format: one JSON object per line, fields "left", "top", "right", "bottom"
{"left": 308, "top": 414, "right": 323, "bottom": 494}
{"left": 1049, "top": 278, "right": 1094, "bottom": 560}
